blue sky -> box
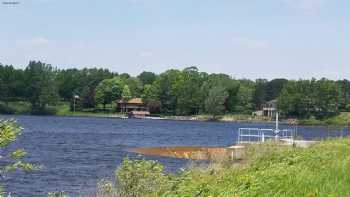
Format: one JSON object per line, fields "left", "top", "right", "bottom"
{"left": 0, "top": 0, "right": 349, "bottom": 79}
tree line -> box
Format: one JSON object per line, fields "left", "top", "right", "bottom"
{"left": 1, "top": 61, "right": 349, "bottom": 119}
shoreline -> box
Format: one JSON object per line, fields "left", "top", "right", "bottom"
{"left": 3, "top": 112, "right": 350, "bottom": 127}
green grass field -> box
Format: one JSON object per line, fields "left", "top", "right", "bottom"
{"left": 164, "top": 138, "right": 350, "bottom": 196}
{"left": 97, "top": 137, "right": 350, "bottom": 197}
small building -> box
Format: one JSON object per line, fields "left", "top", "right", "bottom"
{"left": 262, "top": 99, "right": 277, "bottom": 118}
{"left": 117, "top": 98, "right": 147, "bottom": 113}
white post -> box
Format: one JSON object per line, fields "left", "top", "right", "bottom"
{"left": 73, "top": 97, "right": 76, "bottom": 115}
{"left": 239, "top": 129, "right": 241, "bottom": 144}
{"left": 275, "top": 112, "right": 280, "bottom": 141}
{"left": 73, "top": 95, "right": 79, "bottom": 115}
{"left": 275, "top": 112, "right": 279, "bottom": 131}
{"left": 262, "top": 132, "right": 265, "bottom": 142}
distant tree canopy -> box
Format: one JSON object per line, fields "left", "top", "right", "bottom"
{"left": 278, "top": 79, "right": 343, "bottom": 119}
{"left": 95, "top": 77, "right": 124, "bottom": 108}
{"left": 205, "top": 86, "right": 229, "bottom": 119}
{"left": 24, "top": 61, "right": 59, "bottom": 114}
{"left": 0, "top": 61, "right": 349, "bottom": 119}
{"left": 137, "top": 71, "right": 157, "bottom": 86}
{"left": 121, "top": 85, "right": 132, "bottom": 101}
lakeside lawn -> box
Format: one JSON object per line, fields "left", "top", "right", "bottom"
{"left": 0, "top": 101, "right": 127, "bottom": 118}
{"left": 54, "top": 102, "right": 127, "bottom": 118}
{"left": 97, "top": 137, "right": 350, "bottom": 197}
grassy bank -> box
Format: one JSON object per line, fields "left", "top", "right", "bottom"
{"left": 298, "top": 112, "right": 350, "bottom": 126}
{"left": 54, "top": 102, "right": 126, "bottom": 118}
{"left": 162, "top": 114, "right": 273, "bottom": 123}
{"left": 97, "top": 137, "right": 350, "bottom": 197}
{"left": 0, "top": 101, "right": 127, "bottom": 118}
{"left": 183, "top": 112, "right": 350, "bottom": 126}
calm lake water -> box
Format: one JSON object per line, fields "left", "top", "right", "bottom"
{"left": 0, "top": 115, "right": 349, "bottom": 196}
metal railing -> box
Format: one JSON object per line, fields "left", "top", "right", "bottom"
{"left": 237, "top": 128, "right": 294, "bottom": 144}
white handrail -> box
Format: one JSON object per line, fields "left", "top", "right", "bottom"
{"left": 237, "top": 127, "right": 294, "bottom": 144}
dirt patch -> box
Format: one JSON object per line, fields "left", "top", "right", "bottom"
{"left": 128, "top": 146, "right": 245, "bottom": 161}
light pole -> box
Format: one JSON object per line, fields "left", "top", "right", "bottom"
{"left": 73, "top": 95, "right": 80, "bottom": 115}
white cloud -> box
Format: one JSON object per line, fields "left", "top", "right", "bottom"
{"left": 139, "top": 51, "right": 153, "bottom": 57}
{"left": 282, "top": 0, "right": 326, "bottom": 14}
{"left": 15, "top": 37, "right": 49, "bottom": 49}
{"left": 128, "top": 0, "right": 149, "bottom": 4}
{"left": 231, "top": 37, "right": 271, "bottom": 50}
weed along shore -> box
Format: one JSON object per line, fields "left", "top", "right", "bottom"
{"left": 103, "top": 138, "right": 350, "bottom": 197}
{"left": 129, "top": 146, "right": 246, "bottom": 161}
{"left": 128, "top": 139, "right": 318, "bottom": 161}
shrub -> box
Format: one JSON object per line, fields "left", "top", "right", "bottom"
{"left": 0, "top": 119, "right": 34, "bottom": 195}
{"left": 0, "top": 101, "right": 32, "bottom": 115}
{"left": 97, "top": 158, "right": 168, "bottom": 197}
{"left": 0, "top": 102, "right": 14, "bottom": 114}
{"left": 31, "top": 106, "right": 57, "bottom": 115}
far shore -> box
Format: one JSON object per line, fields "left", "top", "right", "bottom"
{"left": 5, "top": 111, "right": 350, "bottom": 127}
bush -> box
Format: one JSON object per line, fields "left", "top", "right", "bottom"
{"left": 0, "top": 101, "right": 32, "bottom": 115}
{"left": 0, "top": 102, "right": 14, "bottom": 114}
{"left": 97, "top": 158, "right": 168, "bottom": 197}
{"left": 0, "top": 119, "right": 34, "bottom": 195}
{"left": 31, "top": 106, "right": 57, "bottom": 115}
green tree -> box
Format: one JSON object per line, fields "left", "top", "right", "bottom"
{"left": 0, "top": 120, "right": 34, "bottom": 194}
{"left": 199, "top": 73, "right": 239, "bottom": 113}
{"left": 119, "top": 73, "right": 131, "bottom": 81}
{"left": 24, "top": 61, "right": 59, "bottom": 114}
{"left": 137, "top": 71, "right": 157, "bottom": 86}
{"left": 125, "top": 77, "right": 143, "bottom": 97}
{"left": 336, "top": 79, "right": 350, "bottom": 111}
{"left": 95, "top": 77, "right": 124, "bottom": 109}
{"left": 56, "top": 68, "right": 82, "bottom": 101}
{"left": 313, "top": 79, "right": 343, "bottom": 118}
{"left": 235, "top": 79, "right": 255, "bottom": 113}
{"left": 142, "top": 84, "right": 161, "bottom": 113}
{"left": 0, "top": 64, "right": 25, "bottom": 102}
{"left": 253, "top": 79, "right": 268, "bottom": 110}
{"left": 278, "top": 79, "right": 343, "bottom": 119}
{"left": 265, "top": 78, "right": 288, "bottom": 101}
{"left": 205, "top": 86, "right": 229, "bottom": 119}
{"left": 176, "top": 67, "right": 205, "bottom": 115}
{"left": 155, "top": 69, "right": 183, "bottom": 114}
{"left": 56, "top": 68, "right": 116, "bottom": 105}
{"left": 122, "top": 85, "right": 132, "bottom": 101}
{"left": 0, "top": 77, "right": 4, "bottom": 102}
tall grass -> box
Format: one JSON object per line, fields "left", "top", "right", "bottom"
{"left": 97, "top": 138, "right": 350, "bottom": 197}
